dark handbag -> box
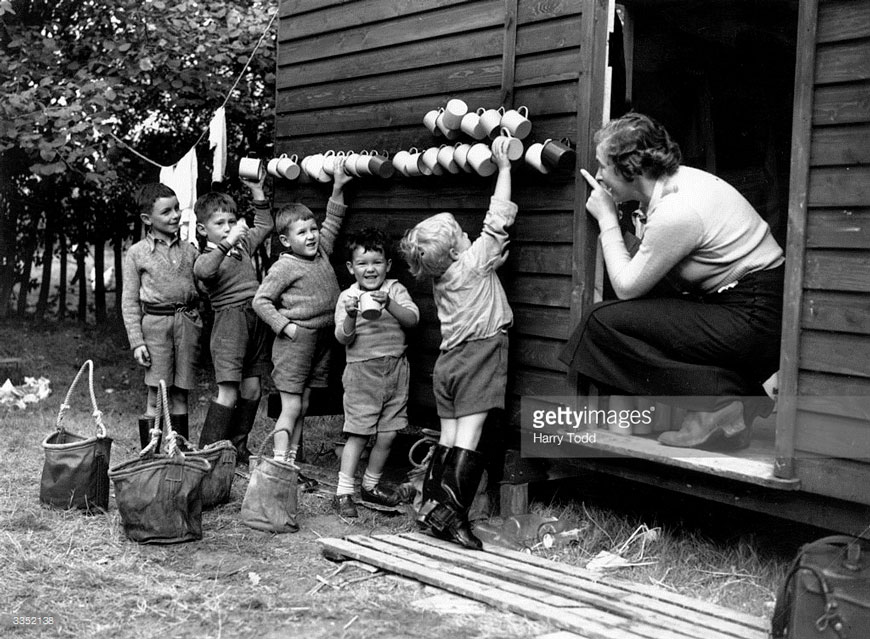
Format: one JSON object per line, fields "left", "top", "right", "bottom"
{"left": 108, "top": 381, "right": 211, "bottom": 544}
{"left": 240, "top": 428, "right": 299, "bottom": 533}
{"left": 39, "top": 360, "right": 112, "bottom": 513}
{"left": 771, "top": 535, "right": 870, "bottom": 638}
{"left": 182, "top": 439, "right": 236, "bottom": 509}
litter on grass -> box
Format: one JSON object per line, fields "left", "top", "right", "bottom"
{"left": 0, "top": 377, "right": 51, "bottom": 409}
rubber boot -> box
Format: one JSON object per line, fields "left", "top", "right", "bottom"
{"left": 138, "top": 415, "right": 159, "bottom": 450}
{"left": 429, "top": 447, "right": 486, "bottom": 550}
{"left": 171, "top": 414, "right": 192, "bottom": 450}
{"left": 415, "top": 444, "right": 450, "bottom": 531}
{"left": 199, "top": 401, "right": 234, "bottom": 449}
{"left": 231, "top": 398, "right": 260, "bottom": 466}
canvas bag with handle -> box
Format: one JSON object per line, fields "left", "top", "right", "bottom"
{"left": 109, "top": 380, "right": 211, "bottom": 544}
{"left": 240, "top": 428, "right": 299, "bottom": 533}
{"left": 40, "top": 360, "right": 113, "bottom": 513}
{"left": 178, "top": 436, "right": 236, "bottom": 509}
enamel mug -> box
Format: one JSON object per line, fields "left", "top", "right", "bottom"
{"left": 541, "top": 137, "right": 576, "bottom": 170}
{"left": 467, "top": 143, "right": 496, "bottom": 177}
{"left": 358, "top": 291, "right": 383, "bottom": 320}
{"left": 453, "top": 143, "right": 474, "bottom": 173}
{"left": 238, "top": 157, "right": 265, "bottom": 181}
{"left": 421, "top": 146, "right": 444, "bottom": 175}
{"left": 367, "top": 152, "right": 395, "bottom": 179}
{"left": 441, "top": 98, "right": 468, "bottom": 130}
{"left": 423, "top": 108, "right": 443, "bottom": 136}
{"left": 478, "top": 106, "right": 505, "bottom": 140}
{"left": 278, "top": 154, "right": 301, "bottom": 180}
{"left": 437, "top": 144, "right": 461, "bottom": 174}
{"left": 500, "top": 105, "right": 532, "bottom": 139}
{"left": 493, "top": 128, "right": 524, "bottom": 161}
{"left": 405, "top": 147, "right": 426, "bottom": 177}
{"left": 436, "top": 111, "right": 462, "bottom": 140}
{"left": 524, "top": 142, "right": 549, "bottom": 173}
{"left": 460, "top": 108, "right": 486, "bottom": 140}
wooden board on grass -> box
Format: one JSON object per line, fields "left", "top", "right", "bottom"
{"left": 319, "top": 532, "right": 769, "bottom": 639}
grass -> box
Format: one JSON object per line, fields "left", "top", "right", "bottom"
{"left": 0, "top": 318, "right": 824, "bottom": 637}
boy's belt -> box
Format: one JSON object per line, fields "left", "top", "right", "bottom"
{"left": 143, "top": 303, "right": 197, "bottom": 316}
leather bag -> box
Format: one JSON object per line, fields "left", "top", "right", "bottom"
{"left": 40, "top": 360, "right": 112, "bottom": 513}
{"left": 240, "top": 428, "right": 299, "bottom": 533}
{"left": 771, "top": 535, "right": 870, "bottom": 638}
{"left": 109, "top": 381, "right": 210, "bottom": 544}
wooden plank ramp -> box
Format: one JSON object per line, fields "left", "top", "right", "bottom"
{"left": 319, "top": 532, "right": 769, "bottom": 639}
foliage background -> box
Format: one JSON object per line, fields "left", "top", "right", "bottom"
{"left": 0, "top": 0, "right": 278, "bottom": 322}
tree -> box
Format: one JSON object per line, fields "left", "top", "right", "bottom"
{"left": 0, "top": 0, "right": 277, "bottom": 319}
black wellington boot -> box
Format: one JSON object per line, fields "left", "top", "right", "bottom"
{"left": 170, "top": 414, "right": 192, "bottom": 450}
{"left": 138, "top": 415, "right": 159, "bottom": 450}
{"left": 199, "top": 401, "right": 234, "bottom": 448}
{"left": 230, "top": 398, "right": 260, "bottom": 466}
{"left": 431, "top": 447, "right": 486, "bottom": 550}
{"left": 415, "top": 444, "right": 450, "bottom": 531}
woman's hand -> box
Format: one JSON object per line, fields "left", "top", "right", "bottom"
{"left": 581, "top": 169, "right": 619, "bottom": 231}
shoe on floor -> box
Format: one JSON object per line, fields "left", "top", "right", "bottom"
{"left": 298, "top": 472, "right": 319, "bottom": 492}
{"left": 360, "top": 483, "right": 401, "bottom": 507}
{"left": 333, "top": 494, "right": 358, "bottom": 518}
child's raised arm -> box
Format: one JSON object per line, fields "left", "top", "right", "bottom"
{"left": 490, "top": 137, "right": 513, "bottom": 203}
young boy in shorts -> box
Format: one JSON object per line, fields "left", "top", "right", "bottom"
{"left": 193, "top": 176, "right": 274, "bottom": 465}
{"left": 122, "top": 183, "right": 203, "bottom": 449}
{"left": 399, "top": 137, "right": 515, "bottom": 549}
{"left": 332, "top": 228, "right": 419, "bottom": 518}
{"left": 253, "top": 157, "right": 351, "bottom": 471}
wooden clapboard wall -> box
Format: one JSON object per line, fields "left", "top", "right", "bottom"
{"left": 777, "top": 0, "right": 870, "bottom": 501}
{"left": 275, "top": 0, "right": 606, "bottom": 425}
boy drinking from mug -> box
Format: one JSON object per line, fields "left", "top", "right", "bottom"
{"left": 398, "top": 137, "right": 515, "bottom": 550}
{"left": 253, "top": 157, "right": 352, "bottom": 476}
{"left": 122, "top": 183, "right": 202, "bottom": 449}
{"left": 193, "top": 175, "right": 274, "bottom": 465}
{"left": 332, "top": 228, "right": 419, "bottom": 518}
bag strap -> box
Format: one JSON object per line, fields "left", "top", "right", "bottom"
{"left": 771, "top": 537, "right": 858, "bottom": 639}
{"left": 56, "top": 360, "right": 107, "bottom": 438}
{"left": 254, "top": 427, "right": 292, "bottom": 466}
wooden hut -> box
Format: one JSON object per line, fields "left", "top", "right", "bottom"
{"left": 274, "top": 0, "right": 870, "bottom": 533}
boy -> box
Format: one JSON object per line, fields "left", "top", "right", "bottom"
{"left": 332, "top": 228, "right": 419, "bottom": 518}
{"left": 193, "top": 177, "right": 273, "bottom": 465}
{"left": 253, "top": 157, "right": 351, "bottom": 473}
{"left": 122, "top": 183, "right": 202, "bottom": 448}
{"left": 399, "top": 138, "right": 515, "bottom": 550}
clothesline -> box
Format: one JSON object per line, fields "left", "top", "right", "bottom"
{"left": 108, "top": 9, "right": 278, "bottom": 170}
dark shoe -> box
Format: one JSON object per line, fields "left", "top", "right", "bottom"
{"left": 333, "top": 494, "right": 358, "bottom": 518}
{"left": 298, "top": 472, "right": 319, "bottom": 492}
{"left": 657, "top": 401, "right": 745, "bottom": 449}
{"left": 361, "top": 484, "right": 400, "bottom": 507}
{"left": 445, "top": 518, "right": 483, "bottom": 550}
{"left": 138, "top": 415, "right": 159, "bottom": 450}
{"left": 231, "top": 398, "right": 260, "bottom": 466}
{"left": 199, "top": 401, "right": 233, "bottom": 448}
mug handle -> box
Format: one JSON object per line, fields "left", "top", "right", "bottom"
{"left": 408, "top": 147, "right": 418, "bottom": 154}
{"left": 324, "top": 149, "right": 335, "bottom": 157}
{"left": 500, "top": 127, "right": 512, "bottom": 138}
{"left": 477, "top": 107, "right": 486, "bottom": 115}
{"left": 290, "top": 154, "right": 298, "bottom": 162}
{"left": 518, "top": 105, "right": 529, "bottom": 117}
{"left": 497, "top": 106, "right": 505, "bottom": 115}
{"left": 279, "top": 153, "right": 288, "bottom": 159}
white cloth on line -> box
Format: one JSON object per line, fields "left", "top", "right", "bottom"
{"left": 159, "top": 147, "right": 199, "bottom": 245}
{"left": 208, "top": 107, "right": 227, "bottom": 184}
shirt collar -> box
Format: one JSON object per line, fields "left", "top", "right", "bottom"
{"left": 145, "top": 231, "right": 180, "bottom": 251}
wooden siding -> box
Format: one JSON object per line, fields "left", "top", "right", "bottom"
{"left": 779, "top": 0, "right": 870, "bottom": 497}
{"left": 275, "top": 0, "right": 601, "bottom": 423}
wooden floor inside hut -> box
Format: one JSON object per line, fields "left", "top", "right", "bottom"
{"left": 319, "top": 532, "right": 769, "bottom": 639}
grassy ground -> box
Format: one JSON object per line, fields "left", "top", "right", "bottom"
{"left": 0, "top": 319, "right": 825, "bottom": 638}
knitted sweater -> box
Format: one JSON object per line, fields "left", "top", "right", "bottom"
{"left": 600, "top": 166, "right": 784, "bottom": 298}
{"left": 193, "top": 200, "right": 274, "bottom": 310}
{"left": 253, "top": 197, "right": 346, "bottom": 333}
{"left": 121, "top": 232, "right": 200, "bottom": 350}
{"left": 334, "top": 280, "right": 419, "bottom": 363}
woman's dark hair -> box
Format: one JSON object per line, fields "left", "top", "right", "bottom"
{"left": 594, "top": 112, "right": 682, "bottom": 181}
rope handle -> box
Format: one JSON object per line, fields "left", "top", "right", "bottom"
{"left": 139, "top": 380, "right": 184, "bottom": 458}
{"left": 56, "top": 360, "right": 107, "bottom": 438}
{"left": 253, "top": 427, "right": 294, "bottom": 467}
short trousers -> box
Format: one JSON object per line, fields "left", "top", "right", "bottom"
{"left": 271, "top": 324, "right": 333, "bottom": 394}
{"left": 210, "top": 301, "right": 272, "bottom": 384}
{"left": 433, "top": 332, "right": 509, "bottom": 419}
{"left": 342, "top": 355, "right": 409, "bottom": 436}
{"left": 141, "top": 308, "right": 202, "bottom": 390}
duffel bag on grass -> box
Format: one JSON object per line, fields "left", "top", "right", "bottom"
{"left": 40, "top": 360, "right": 112, "bottom": 513}
{"left": 240, "top": 428, "right": 299, "bottom": 533}
{"left": 772, "top": 535, "right": 870, "bottom": 638}
{"left": 109, "top": 380, "right": 210, "bottom": 544}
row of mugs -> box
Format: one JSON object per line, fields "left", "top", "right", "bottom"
{"left": 238, "top": 136, "right": 575, "bottom": 182}
{"left": 239, "top": 150, "right": 395, "bottom": 182}
{"left": 424, "top": 101, "right": 533, "bottom": 141}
